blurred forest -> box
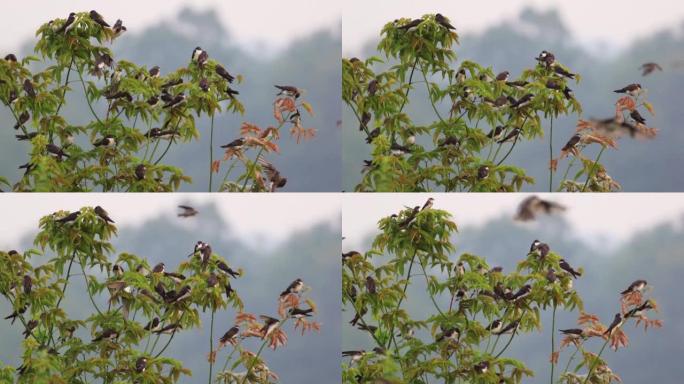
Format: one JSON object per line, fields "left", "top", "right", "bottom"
{"left": 0, "top": 202, "right": 341, "bottom": 383}
{"left": 0, "top": 7, "right": 342, "bottom": 192}
{"left": 343, "top": 7, "right": 684, "bottom": 191}
{"left": 343, "top": 210, "right": 684, "bottom": 382}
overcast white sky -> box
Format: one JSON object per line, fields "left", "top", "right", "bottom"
{"left": 0, "top": 194, "right": 340, "bottom": 250}
{"left": 342, "top": 193, "right": 684, "bottom": 249}
{"left": 343, "top": 0, "right": 684, "bottom": 55}
{"left": 0, "top": 0, "right": 340, "bottom": 53}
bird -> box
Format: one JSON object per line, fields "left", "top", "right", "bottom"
{"left": 477, "top": 165, "right": 490, "bottom": 179}
{"left": 206, "top": 273, "right": 219, "bottom": 288}
{"left": 390, "top": 143, "right": 411, "bottom": 156}
{"left": 112, "top": 19, "right": 126, "bottom": 34}
{"left": 496, "top": 320, "right": 520, "bottom": 335}
{"left": 561, "top": 134, "right": 581, "bottom": 153}
{"left": 177, "top": 205, "right": 198, "bottom": 218}
{"left": 486, "top": 319, "right": 503, "bottom": 334}
{"left": 92, "top": 328, "right": 119, "bottom": 342}
{"left": 559, "top": 328, "right": 585, "bottom": 339}
{"left": 495, "top": 71, "right": 509, "bottom": 82}
{"left": 603, "top": 313, "right": 623, "bottom": 336}
{"left": 367, "top": 79, "right": 378, "bottom": 96}
{"left": 89, "top": 10, "right": 109, "bottom": 28}
{"left": 105, "top": 91, "right": 132, "bottom": 101}
{"left": 510, "top": 94, "right": 533, "bottom": 108}
{"left": 280, "top": 278, "right": 304, "bottom": 297}
{"left": 397, "top": 18, "right": 423, "bottom": 31}
{"left": 262, "top": 161, "right": 287, "bottom": 191}
{"left": 154, "top": 323, "right": 181, "bottom": 335}
{"left": 152, "top": 263, "right": 165, "bottom": 274}
{"left": 438, "top": 135, "right": 460, "bottom": 147}
{"left": 15, "top": 132, "right": 37, "bottom": 141}
{"left": 4, "top": 53, "right": 17, "bottom": 62}
{"left": 473, "top": 361, "right": 490, "bottom": 374}
{"left": 515, "top": 196, "right": 566, "bottom": 221}
{"left": 219, "top": 326, "right": 240, "bottom": 346}
{"left": 143, "top": 317, "right": 161, "bottom": 332}
{"left": 215, "top": 65, "right": 235, "bottom": 83}
{"left": 289, "top": 307, "right": 314, "bottom": 319}
{"left": 161, "top": 78, "right": 183, "bottom": 90}
{"left": 93, "top": 136, "right": 115, "bottom": 147}
{"left": 506, "top": 80, "right": 529, "bottom": 90}
{"left": 135, "top": 357, "right": 148, "bottom": 373}
{"left": 23, "top": 79, "right": 36, "bottom": 98}
{"left": 630, "top": 110, "right": 646, "bottom": 124}
{"left": 620, "top": 280, "right": 647, "bottom": 295}
{"left": 216, "top": 261, "right": 240, "bottom": 278}
{"left": 529, "top": 240, "right": 550, "bottom": 258}
{"left": 23, "top": 275, "right": 32, "bottom": 295}
{"left": 162, "top": 94, "right": 186, "bottom": 109}
{"left": 224, "top": 283, "right": 234, "bottom": 300}
{"left": 164, "top": 272, "right": 185, "bottom": 284}
{"left": 437, "top": 327, "right": 460, "bottom": 342}
{"left": 342, "top": 350, "right": 365, "bottom": 363}
{"left": 546, "top": 268, "right": 557, "bottom": 283}
{"left": 625, "top": 300, "right": 654, "bottom": 318}
{"left": 199, "top": 78, "right": 210, "bottom": 92}
{"left": 421, "top": 197, "right": 434, "bottom": 211}
{"left": 398, "top": 206, "right": 420, "bottom": 228}
{"left": 614, "top": 84, "right": 642, "bottom": 96}
{"left": 486, "top": 125, "right": 505, "bottom": 141}
{"left": 4, "top": 306, "right": 27, "bottom": 324}
{"left": 148, "top": 66, "right": 160, "bottom": 78}
{"left": 274, "top": 85, "right": 301, "bottom": 99}
{"left": 191, "top": 47, "right": 204, "bottom": 62}
{"left": 535, "top": 50, "right": 555, "bottom": 67}
{"left": 639, "top": 62, "right": 662, "bottom": 76}
{"left": 553, "top": 66, "right": 575, "bottom": 79}
{"left": 511, "top": 285, "right": 531, "bottom": 301}
{"left": 259, "top": 315, "right": 280, "bottom": 339}
{"left": 220, "top": 138, "right": 246, "bottom": 150}
{"left": 166, "top": 285, "right": 191, "bottom": 303}
{"left": 94, "top": 206, "right": 114, "bottom": 223}
{"left": 55, "top": 211, "right": 79, "bottom": 223}
{"left": 558, "top": 259, "right": 581, "bottom": 278}
{"left": 365, "top": 276, "right": 376, "bottom": 294}
{"left": 135, "top": 164, "right": 146, "bottom": 180}
{"left": 563, "top": 87, "right": 574, "bottom": 100}
{"left": 13, "top": 111, "right": 29, "bottom": 130}
{"left": 455, "top": 261, "right": 465, "bottom": 277}
{"left": 435, "top": 13, "right": 455, "bottom": 30}
{"left": 225, "top": 86, "right": 239, "bottom": 98}
{"left": 200, "top": 244, "right": 212, "bottom": 269}
{"left": 22, "top": 319, "right": 38, "bottom": 339}
{"left": 112, "top": 264, "right": 124, "bottom": 277}
{"left": 56, "top": 12, "right": 76, "bottom": 34}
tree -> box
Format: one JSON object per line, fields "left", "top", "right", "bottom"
{"left": 342, "top": 200, "right": 662, "bottom": 383}
{"left": 0, "top": 11, "right": 315, "bottom": 192}
{"left": 0, "top": 206, "right": 320, "bottom": 383}
{"left": 342, "top": 14, "right": 657, "bottom": 192}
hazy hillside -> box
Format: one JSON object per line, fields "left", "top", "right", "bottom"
{"left": 343, "top": 7, "right": 684, "bottom": 191}
{"left": 0, "top": 202, "right": 341, "bottom": 383}
{"left": 342, "top": 213, "right": 684, "bottom": 382}
{"left": 0, "top": 7, "right": 342, "bottom": 192}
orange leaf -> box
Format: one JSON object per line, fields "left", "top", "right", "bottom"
{"left": 211, "top": 160, "right": 220, "bottom": 173}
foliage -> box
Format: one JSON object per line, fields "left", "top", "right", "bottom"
{"left": 0, "top": 206, "right": 320, "bottom": 383}
{"left": 0, "top": 11, "right": 314, "bottom": 192}
{"left": 342, "top": 201, "right": 662, "bottom": 383}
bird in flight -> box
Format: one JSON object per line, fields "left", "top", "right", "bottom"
{"left": 177, "top": 205, "right": 198, "bottom": 218}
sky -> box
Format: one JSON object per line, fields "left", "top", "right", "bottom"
{"left": 342, "top": 0, "right": 684, "bottom": 55}
{"left": 0, "top": 194, "right": 340, "bottom": 250}
{"left": 342, "top": 193, "right": 684, "bottom": 249}
{"left": 0, "top": 0, "right": 341, "bottom": 54}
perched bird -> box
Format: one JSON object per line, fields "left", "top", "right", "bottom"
{"left": 365, "top": 276, "right": 376, "bottom": 294}
{"left": 359, "top": 112, "right": 371, "bottom": 131}
{"left": 515, "top": 195, "right": 566, "bottom": 221}
{"left": 89, "top": 10, "right": 109, "bottom": 28}
{"left": 438, "top": 135, "right": 460, "bottom": 147}
{"left": 558, "top": 259, "right": 581, "bottom": 279}
{"left": 199, "top": 78, "right": 210, "bottom": 92}
{"left": 437, "top": 327, "right": 460, "bottom": 342}
{"left": 112, "top": 264, "right": 123, "bottom": 277}
{"left": 473, "top": 361, "right": 490, "bottom": 374}
{"left": 435, "top": 13, "right": 455, "bottom": 30}
{"left": 15, "top": 132, "right": 38, "bottom": 141}
{"left": 563, "top": 87, "right": 574, "bottom": 100}
{"left": 546, "top": 268, "right": 557, "bottom": 283}
{"left": 13, "top": 111, "right": 29, "bottom": 130}
{"left": 477, "top": 165, "right": 490, "bottom": 179}
{"left": 639, "top": 62, "right": 662, "bottom": 76}
{"left": 630, "top": 110, "right": 646, "bottom": 124}
{"left": 390, "top": 143, "right": 412, "bottom": 156}
{"left": 274, "top": 85, "right": 301, "bottom": 99}
{"left": 342, "top": 251, "right": 361, "bottom": 261}
{"left": 148, "top": 66, "right": 160, "bottom": 78}
{"left": 456, "top": 68, "right": 467, "bottom": 83}
{"left": 625, "top": 300, "right": 654, "bottom": 318}
{"left": 105, "top": 91, "right": 132, "bottom": 101}
{"left": 135, "top": 164, "right": 146, "bottom": 180}
{"left": 55, "top": 211, "right": 79, "bottom": 223}
{"left": 397, "top": 18, "right": 423, "bottom": 31}
{"left": 22, "top": 319, "right": 38, "bottom": 339}
{"left": 603, "top": 313, "right": 623, "bottom": 336}
{"left": 177, "top": 205, "right": 198, "bottom": 218}
{"left": 147, "top": 96, "right": 159, "bottom": 107}
{"left": 8, "top": 89, "right": 18, "bottom": 104}
{"left": 225, "top": 86, "right": 239, "bottom": 98}
{"left": 511, "top": 285, "right": 531, "bottom": 301}
{"left": 289, "top": 307, "right": 314, "bottom": 319}
{"left": 259, "top": 315, "right": 280, "bottom": 339}
{"left": 23, "top": 275, "right": 32, "bottom": 295}
{"left": 398, "top": 206, "right": 420, "bottom": 228}
{"left": 561, "top": 134, "right": 581, "bottom": 153}
{"left": 143, "top": 317, "right": 161, "bottom": 332}
{"left": 166, "top": 285, "right": 191, "bottom": 303}
{"left": 93, "top": 136, "right": 116, "bottom": 147}
{"left": 215, "top": 65, "right": 235, "bottom": 83}
{"left": 367, "top": 79, "right": 378, "bottom": 97}
{"left": 4, "top": 53, "right": 17, "bottom": 62}
{"left": 162, "top": 94, "right": 186, "bottom": 109}
{"left": 219, "top": 326, "right": 240, "bottom": 346}
{"left": 342, "top": 350, "right": 365, "bottom": 363}
{"left": 553, "top": 66, "right": 575, "bottom": 79}
{"left": 614, "top": 83, "right": 642, "bottom": 96}
{"left": 506, "top": 80, "right": 529, "bottom": 89}
{"left": 486, "top": 319, "right": 503, "bottom": 334}
{"left": 220, "top": 138, "right": 246, "bottom": 150}
{"left": 620, "top": 280, "right": 647, "bottom": 295}
{"left": 497, "top": 128, "right": 521, "bottom": 144}
{"left": 496, "top": 320, "right": 520, "bottom": 335}
{"left": 216, "top": 261, "right": 240, "bottom": 278}
{"left": 161, "top": 78, "right": 183, "bottom": 90}
{"left": 135, "top": 357, "right": 148, "bottom": 373}
{"left": 421, "top": 197, "right": 434, "bottom": 211}
{"left": 94, "top": 206, "right": 114, "bottom": 223}
{"left": 529, "top": 239, "right": 550, "bottom": 258}
{"left": 191, "top": 47, "right": 204, "bottom": 62}
{"left": 510, "top": 94, "right": 533, "bottom": 108}
{"left": 4, "top": 306, "right": 27, "bottom": 324}
{"left": 154, "top": 323, "right": 181, "bottom": 335}
{"left": 559, "top": 328, "right": 585, "bottom": 338}
{"left": 164, "top": 272, "right": 185, "bottom": 284}
{"left": 152, "top": 263, "right": 165, "bottom": 274}
{"left": 495, "top": 71, "right": 510, "bottom": 82}
{"left": 56, "top": 12, "right": 76, "bottom": 34}
{"left": 546, "top": 80, "right": 563, "bottom": 90}
{"left": 224, "top": 283, "right": 234, "bottom": 300}
{"left": 280, "top": 278, "right": 304, "bottom": 297}
{"left": 23, "top": 80, "right": 36, "bottom": 98}
{"left": 206, "top": 273, "right": 219, "bottom": 288}
{"left": 92, "top": 328, "right": 119, "bottom": 342}
{"left": 200, "top": 243, "right": 212, "bottom": 269}
{"left": 455, "top": 261, "right": 465, "bottom": 277}
{"left": 112, "top": 19, "right": 126, "bottom": 34}
{"left": 486, "top": 125, "right": 505, "bottom": 141}
{"left": 536, "top": 50, "right": 555, "bottom": 67}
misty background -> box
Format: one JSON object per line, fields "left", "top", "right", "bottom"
{"left": 342, "top": 2, "right": 684, "bottom": 191}
{"left": 0, "top": 2, "right": 341, "bottom": 191}
{"left": 342, "top": 194, "right": 684, "bottom": 382}
{"left": 0, "top": 195, "right": 341, "bottom": 383}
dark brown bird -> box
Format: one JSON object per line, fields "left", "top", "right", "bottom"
{"left": 143, "top": 317, "right": 160, "bottom": 332}
{"left": 135, "top": 164, "right": 146, "bottom": 180}
{"left": 275, "top": 85, "right": 301, "bottom": 98}
{"left": 630, "top": 110, "right": 646, "bottom": 124}
{"left": 219, "top": 326, "right": 240, "bottom": 346}
{"left": 397, "top": 18, "right": 423, "bottom": 31}
{"left": 22, "top": 319, "right": 38, "bottom": 339}
{"left": 199, "top": 78, "right": 210, "bottom": 92}
{"left": 4, "top": 53, "right": 17, "bottom": 62}
{"left": 23, "top": 79, "right": 36, "bottom": 98}
{"left": 94, "top": 206, "right": 114, "bottom": 223}
{"left": 217, "top": 261, "right": 240, "bottom": 278}
{"left": 148, "top": 66, "right": 160, "bottom": 78}
{"left": 367, "top": 79, "right": 378, "bottom": 96}
{"left": 561, "top": 134, "right": 581, "bottom": 152}
{"left": 365, "top": 276, "right": 376, "bottom": 294}
{"left": 435, "top": 13, "right": 455, "bottom": 30}
{"left": 495, "top": 71, "right": 509, "bottom": 81}
{"left": 620, "top": 280, "right": 647, "bottom": 295}
{"left": 15, "top": 132, "right": 37, "bottom": 141}
{"left": 135, "top": 357, "right": 148, "bottom": 373}
{"left": 55, "top": 211, "right": 79, "bottom": 223}
{"left": 220, "top": 138, "right": 246, "bottom": 150}
{"left": 152, "top": 263, "right": 165, "bottom": 274}
{"left": 515, "top": 196, "right": 566, "bottom": 221}
{"left": 497, "top": 128, "right": 521, "bottom": 144}
{"left": 486, "top": 125, "right": 505, "bottom": 141}
{"left": 177, "top": 205, "right": 198, "bottom": 218}
{"left": 398, "top": 206, "right": 420, "bottom": 228}
{"left": 259, "top": 315, "right": 280, "bottom": 339}
{"left": 536, "top": 50, "right": 555, "bottom": 67}
{"left": 639, "top": 62, "right": 662, "bottom": 76}
{"left": 23, "top": 275, "right": 32, "bottom": 295}
{"left": 614, "top": 83, "right": 642, "bottom": 96}
{"left": 200, "top": 244, "right": 212, "bottom": 270}
{"left": 215, "top": 65, "right": 235, "bottom": 83}
{"left": 56, "top": 12, "right": 76, "bottom": 34}
{"left": 603, "top": 313, "right": 623, "bottom": 336}
{"left": 13, "top": 111, "right": 29, "bottom": 130}
{"left": 553, "top": 66, "right": 575, "bottom": 79}
{"left": 112, "top": 19, "right": 126, "bottom": 34}
{"left": 280, "top": 278, "right": 304, "bottom": 297}
{"left": 89, "top": 10, "right": 109, "bottom": 28}
{"left": 559, "top": 259, "right": 581, "bottom": 279}
{"left": 92, "top": 328, "right": 119, "bottom": 342}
